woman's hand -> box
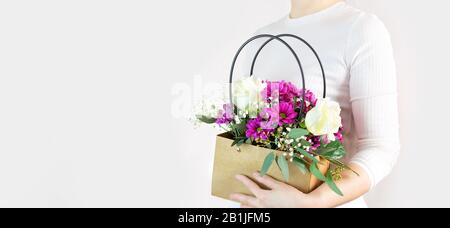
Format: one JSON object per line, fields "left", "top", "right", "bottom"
{"left": 230, "top": 163, "right": 371, "bottom": 208}
{"left": 229, "top": 172, "right": 326, "bottom": 208}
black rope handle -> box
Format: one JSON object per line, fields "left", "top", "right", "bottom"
{"left": 229, "top": 34, "right": 309, "bottom": 115}
{"left": 250, "top": 34, "right": 327, "bottom": 99}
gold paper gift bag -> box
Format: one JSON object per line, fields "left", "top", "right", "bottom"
{"left": 212, "top": 133, "right": 329, "bottom": 200}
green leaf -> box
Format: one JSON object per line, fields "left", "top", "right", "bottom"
{"left": 326, "top": 171, "right": 344, "bottom": 196}
{"left": 245, "top": 138, "right": 252, "bottom": 144}
{"left": 299, "top": 139, "right": 312, "bottom": 147}
{"left": 230, "top": 121, "right": 247, "bottom": 138}
{"left": 288, "top": 128, "right": 309, "bottom": 139}
{"left": 196, "top": 115, "right": 217, "bottom": 124}
{"left": 296, "top": 148, "right": 319, "bottom": 163}
{"left": 260, "top": 152, "right": 275, "bottom": 176}
{"left": 292, "top": 157, "right": 308, "bottom": 175}
{"left": 322, "top": 148, "right": 346, "bottom": 160}
{"left": 299, "top": 121, "right": 306, "bottom": 129}
{"left": 310, "top": 161, "right": 326, "bottom": 182}
{"left": 231, "top": 138, "right": 245, "bottom": 147}
{"left": 277, "top": 155, "right": 290, "bottom": 181}
{"left": 316, "top": 141, "right": 346, "bottom": 160}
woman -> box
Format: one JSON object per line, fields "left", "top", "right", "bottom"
{"left": 229, "top": 0, "right": 400, "bottom": 208}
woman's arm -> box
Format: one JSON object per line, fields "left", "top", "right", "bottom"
{"left": 311, "top": 163, "right": 370, "bottom": 207}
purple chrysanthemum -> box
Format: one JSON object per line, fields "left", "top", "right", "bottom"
{"left": 261, "top": 102, "right": 297, "bottom": 126}
{"left": 262, "top": 80, "right": 301, "bottom": 103}
{"left": 215, "top": 104, "right": 234, "bottom": 125}
{"left": 278, "top": 102, "right": 298, "bottom": 125}
{"left": 245, "top": 118, "right": 273, "bottom": 141}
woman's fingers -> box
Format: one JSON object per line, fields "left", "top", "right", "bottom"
{"left": 252, "top": 172, "right": 282, "bottom": 190}
{"left": 229, "top": 193, "right": 259, "bottom": 208}
{"left": 235, "top": 174, "right": 263, "bottom": 196}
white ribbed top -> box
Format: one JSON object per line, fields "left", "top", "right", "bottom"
{"left": 241, "top": 2, "right": 400, "bottom": 188}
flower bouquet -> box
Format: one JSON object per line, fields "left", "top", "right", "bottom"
{"left": 196, "top": 34, "right": 357, "bottom": 199}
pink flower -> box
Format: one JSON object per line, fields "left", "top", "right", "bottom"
{"left": 262, "top": 81, "right": 301, "bottom": 103}
{"left": 334, "top": 127, "right": 344, "bottom": 142}
{"left": 245, "top": 118, "right": 273, "bottom": 141}
{"left": 215, "top": 104, "right": 234, "bottom": 125}
{"left": 260, "top": 102, "right": 298, "bottom": 126}
{"left": 276, "top": 102, "right": 298, "bottom": 125}
{"left": 295, "top": 89, "right": 318, "bottom": 113}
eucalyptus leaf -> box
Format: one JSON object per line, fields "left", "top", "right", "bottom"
{"left": 310, "top": 161, "right": 326, "bottom": 182}
{"left": 260, "top": 152, "right": 275, "bottom": 176}
{"left": 236, "top": 140, "right": 245, "bottom": 147}
{"left": 196, "top": 115, "right": 217, "bottom": 124}
{"left": 231, "top": 121, "right": 247, "bottom": 137}
{"left": 299, "top": 139, "right": 311, "bottom": 147}
{"left": 293, "top": 157, "right": 308, "bottom": 175}
{"left": 316, "top": 140, "right": 346, "bottom": 160}
{"left": 277, "top": 156, "right": 290, "bottom": 181}
{"left": 326, "top": 171, "right": 344, "bottom": 196}
{"left": 296, "top": 148, "right": 319, "bottom": 163}
{"left": 322, "top": 148, "right": 345, "bottom": 160}
{"left": 231, "top": 138, "right": 245, "bottom": 147}
{"left": 288, "top": 128, "right": 309, "bottom": 139}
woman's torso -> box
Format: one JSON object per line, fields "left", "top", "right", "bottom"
{"left": 237, "top": 2, "right": 369, "bottom": 207}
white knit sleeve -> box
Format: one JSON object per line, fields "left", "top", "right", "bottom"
{"left": 346, "top": 14, "right": 400, "bottom": 189}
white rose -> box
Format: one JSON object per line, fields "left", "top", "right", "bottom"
{"left": 305, "top": 98, "right": 342, "bottom": 140}
{"left": 232, "top": 76, "right": 265, "bottom": 118}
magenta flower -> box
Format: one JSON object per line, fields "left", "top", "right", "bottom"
{"left": 309, "top": 136, "right": 322, "bottom": 152}
{"left": 295, "top": 89, "right": 318, "bottom": 113}
{"left": 277, "top": 102, "right": 298, "bottom": 125}
{"left": 334, "top": 127, "right": 344, "bottom": 142}
{"left": 215, "top": 104, "right": 234, "bottom": 125}
{"left": 302, "top": 89, "right": 318, "bottom": 107}
{"left": 262, "top": 81, "right": 301, "bottom": 103}
{"left": 260, "top": 102, "right": 298, "bottom": 126}
{"left": 245, "top": 118, "right": 273, "bottom": 141}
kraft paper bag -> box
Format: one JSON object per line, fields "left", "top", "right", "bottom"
{"left": 212, "top": 132, "right": 329, "bottom": 200}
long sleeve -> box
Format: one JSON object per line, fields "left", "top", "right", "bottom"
{"left": 347, "top": 14, "right": 400, "bottom": 189}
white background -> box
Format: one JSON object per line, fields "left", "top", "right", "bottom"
{"left": 0, "top": 0, "right": 449, "bottom": 208}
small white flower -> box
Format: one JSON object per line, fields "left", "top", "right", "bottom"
{"left": 283, "top": 152, "right": 288, "bottom": 157}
